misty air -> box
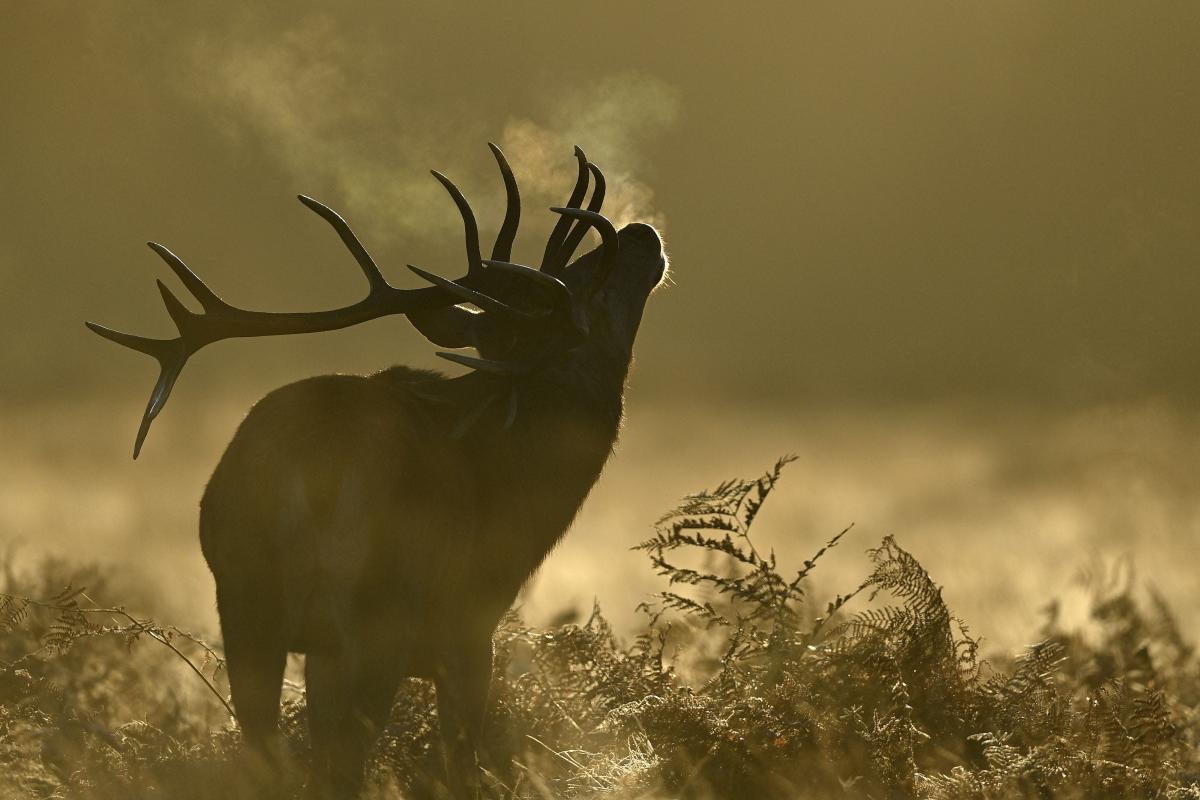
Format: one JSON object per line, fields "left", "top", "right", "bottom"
{"left": 2, "top": 4, "right": 1199, "bottom": 799}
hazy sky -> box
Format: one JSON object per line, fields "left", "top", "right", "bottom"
{"left": 3, "top": 2, "right": 1198, "bottom": 415}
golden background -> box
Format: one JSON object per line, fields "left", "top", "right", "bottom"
{"left": 2, "top": 2, "right": 1198, "bottom": 645}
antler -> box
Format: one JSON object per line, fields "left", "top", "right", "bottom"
{"left": 90, "top": 144, "right": 623, "bottom": 457}
{"left": 88, "top": 193, "right": 485, "bottom": 458}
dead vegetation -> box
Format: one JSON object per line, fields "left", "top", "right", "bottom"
{"left": 2, "top": 459, "right": 1198, "bottom": 799}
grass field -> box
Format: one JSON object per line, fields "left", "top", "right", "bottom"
{"left": 2, "top": 426, "right": 1199, "bottom": 798}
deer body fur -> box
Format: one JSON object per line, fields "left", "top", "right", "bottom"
{"left": 200, "top": 357, "right": 624, "bottom": 792}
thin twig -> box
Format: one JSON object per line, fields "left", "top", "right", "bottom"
{"left": 3, "top": 591, "right": 236, "bottom": 719}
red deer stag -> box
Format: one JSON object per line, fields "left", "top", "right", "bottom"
{"left": 87, "top": 144, "right": 667, "bottom": 796}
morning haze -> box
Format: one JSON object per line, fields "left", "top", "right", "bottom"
{"left": 2, "top": 3, "right": 1199, "bottom": 643}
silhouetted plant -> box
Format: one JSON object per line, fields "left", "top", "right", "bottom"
{"left": 2, "top": 459, "right": 1199, "bottom": 799}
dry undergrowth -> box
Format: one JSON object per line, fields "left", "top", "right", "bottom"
{"left": 2, "top": 459, "right": 1198, "bottom": 799}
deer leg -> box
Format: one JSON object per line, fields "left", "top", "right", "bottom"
{"left": 306, "top": 640, "right": 406, "bottom": 800}
{"left": 434, "top": 634, "right": 494, "bottom": 797}
{"left": 342, "top": 659, "right": 404, "bottom": 790}
{"left": 305, "top": 647, "right": 362, "bottom": 799}
{"left": 351, "top": 658, "right": 403, "bottom": 746}
{"left": 218, "top": 587, "right": 289, "bottom": 786}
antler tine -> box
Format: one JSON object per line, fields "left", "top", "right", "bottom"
{"left": 146, "top": 242, "right": 228, "bottom": 312}
{"left": 545, "top": 162, "right": 607, "bottom": 274}
{"left": 549, "top": 207, "right": 621, "bottom": 298}
{"left": 84, "top": 323, "right": 188, "bottom": 458}
{"left": 297, "top": 195, "right": 389, "bottom": 291}
{"left": 430, "top": 171, "right": 485, "bottom": 284}
{"left": 540, "top": 146, "right": 589, "bottom": 276}
{"left": 435, "top": 351, "right": 535, "bottom": 375}
{"left": 487, "top": 143, "right": 520, "bottom": 262}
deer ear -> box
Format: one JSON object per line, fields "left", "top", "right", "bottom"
{"left": 407, "top": 305, "right": 481, "bottom": 348}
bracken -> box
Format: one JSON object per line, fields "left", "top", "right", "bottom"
{"left": 1, "top": 458, "right": 1198, "bottom": 799}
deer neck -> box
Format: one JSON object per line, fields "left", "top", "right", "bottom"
{"left": 494, "top": 356, "right": 626, "bottom": 484}
{"left": 453, "top": 349, "right": 627, "bottom": 546}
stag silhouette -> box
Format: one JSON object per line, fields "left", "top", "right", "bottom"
{"left": 87, "top": 144, "right": 667, "bottom": 797}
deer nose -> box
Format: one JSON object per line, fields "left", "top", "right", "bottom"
{"left": 620, "top": 223, "right": 662, "bottom": 252}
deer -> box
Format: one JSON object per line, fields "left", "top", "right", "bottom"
{"left": 86, "top": 143, "right": 668, "bottom": 797}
